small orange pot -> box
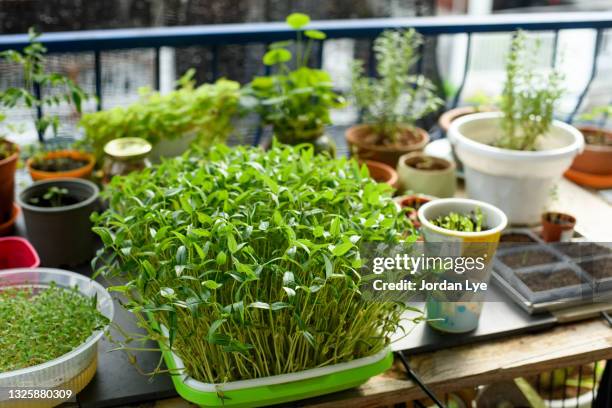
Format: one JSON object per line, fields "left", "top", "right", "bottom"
{"left": 363, "top": 160, "right": 399, "bottom": 189}
{"left": 27, "top": 150, "right": 95, "bottom": 181}
{"left": 0, "top": 203, "right": 20, "bottom": 237}
{"left": 570, "top": 126, "right": 612, "bottom": 175}
{"left": 0, "top": 141, "right": 19, "bottom": 223}
{"left": 541, "top": 211, "right": 576, "bottom": 242}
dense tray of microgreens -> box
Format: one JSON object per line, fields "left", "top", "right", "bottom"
{"left": 0, "top": 283, "right": 108, "bottom": 373}
{"left": 431, "top": 208, "right": 486, "bottom": 232}
{"left": 93, "top": 143, "right": 420, "bottom": 383}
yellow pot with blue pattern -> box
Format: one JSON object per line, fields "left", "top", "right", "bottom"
{"left": 417, "top": 198, "right": 507, "bottom": 333}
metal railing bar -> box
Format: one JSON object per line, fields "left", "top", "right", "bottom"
{"left": 2, "top": 12, "right": 612, "bottom": 53}
{"left": 451, "top": 33, "right": 471, "bottom": 109}
{"left": 416, "top": 40, "right": 425, "bottom": 76}
{"left": 211, "top": 45, "right": 219, "bottom": 81}
{"left": 551, "top": 29, "right": 560, "bottom": 67}
{"left": 94, "top": 50, "right": 102, "bottom": 111}
{"left": 316, "top": 39, "right": 324, "bottom": 69}
{"left": 567, "top": 28, "right": 603, "bottom": 123}
{"left": 33, "top": 82, "right": 43, "bottom": 142}
{"left": 154, "top": 47, "right": 161, "bottom": 90}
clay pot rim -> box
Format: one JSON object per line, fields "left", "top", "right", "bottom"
{"left": 0, "top": 202, "right": 20, "bottom": 230}
{"left": 0, "top": 140, "right": 20, "bottom": 167}
{"left": 346, "top": 124, "right": 429, "bottom": 153}
{"left": 541, "top": 211, "right": 576, "bottom": 227}
{"left": 398, "top": 152, "right": 456, "bottom": 174}
{"left": 26, "top": 149, "right": 95, "bottom": 180}
{"left": 575, "top": 125, "right": 612, "bottom": 152}
{"left": 362, "top": 159, "right": 399, "bottom": 187}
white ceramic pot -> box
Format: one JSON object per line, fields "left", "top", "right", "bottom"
{"left": 448, "top": 112, "right": 584, "bottom": 225}
{"left": 150, "top": 131, "right": 197, "bottom": 162}
{"left": 397, "top": 152, "right": 456, "bottom": 198}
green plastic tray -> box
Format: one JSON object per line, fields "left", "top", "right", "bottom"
{"left": 160, "top": 344, "right": 393, "bottom": 408}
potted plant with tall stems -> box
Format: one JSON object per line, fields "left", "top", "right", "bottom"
{"left": 93, "top": 143, "right": 422, "bottom": 407}
{"left": 448, "top": 31, "right": 584, "bottom": 225}
{"left": 0, "top": 29, "right": 93, "bottom": 181}
{"left": 79, "top": 69, "right": 240, "bottom": 163}
{"left": 346, "top": 29, "right": 443, "bottom": 167}
{"left": 245, "top": 13, "right": 345, "bottom": 156}
{"left": 0, "top": 116, "right": 19, "bottom": 235}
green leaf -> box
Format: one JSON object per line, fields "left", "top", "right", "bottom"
{"left": 263, "top": 48, "right": 292, "bottom": 66}
{"left": 227, "top": 234, "right": 238, "bottom": 254}
{"left": 286, "top": 12, "right": 310, "bottom": 30}
{"left": 304, "top": 30, "right": 326, "bottom": 40}
{"left": 332, "top": 242, "right": 353, "bottom": 257}
{"left": 176, "top": 245, "right": 187, "bottom": 265}
{"left": 216, "top": 251, "right": 227, "bottom": 266}
{"left": 202, "top": 280, "right": 222, "bottom": 290}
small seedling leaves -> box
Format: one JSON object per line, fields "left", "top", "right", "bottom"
{"left": 216, "top": 251, "right": 227, "bottom": 266}
{"left": 302, "top": 331, "right": 316, "bottom": 347}
{"left": 332, "top": 241, "right": 353, "bottom": 257}
{"left": 286, "top": 12, "right": 310, "bottom": 29}
{"left": 282, "top": 271, "right": 295, "bottom": 286}
{"left": 283, "top": 287, "right": 296, "bottom": 298}
{"left": 227, "top": 234, "right": 238, "bottom": 254}
{"left": 323, "top": 255, "right": 333, "bottom": 278}
{"left": 207, "top": 318, "right": 226, "bottom": 341}
{"left": 304, "top": 30, "right": 326, "bottom": 40}
{"left": 263, "top": 48, "right": 292, "bottom": 66}
{"left": 249, "top": 301, "right": 270, "bottom": 310}
{"left": 202, "top": 280, "right": 222, "bottom": 290}
{"left": 271, "top": 302, "right": 292, "bottom": 311}
{"left": 160, "top": 287, "right": 175, "bottom": 298}
{"left": 176, "top": 245, "right": 187, "bottom": 265}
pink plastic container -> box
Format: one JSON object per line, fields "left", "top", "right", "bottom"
{"left": 0, "top": 237, "right": 40, "bottom": 270}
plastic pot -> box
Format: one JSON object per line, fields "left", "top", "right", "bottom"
{"left": 17, "top": 178, "right": 99, "bottom": 267}
{"left": 0, "top": 268, "right": 113, "bottom": 399}
{"left": 345, "top": 124, "right": 429, "bottom": 167}
{"left": 0, "top": 141, "right": 19, "bottom": 224}
{"left": 541, "top": 211, "right": 576, "bottom": 243}
{"left": 27, "top": 150, "right": 95, "bottom": 181}
{"left": 363, "top": 160, "right": 399, "bottom": 189}
{"left": 150, "top": 131, "right": 197, "bottom": 163}
{"left": 0, "top": 203, "right": 19, "bottom": 237}
{"left": 418, "top": 198, "right": 508, "bottom": 333}
{"left": 0, "top": 237, "right": 40, "bottom": 269}
{"left": 570, "top": 125, "right": 612, "bottom": 175}
{"left": 448, "top": 112, "right": 584, "bottom": 225}
{"left": 397, "top": 152, "right": 456, "bottom": 198}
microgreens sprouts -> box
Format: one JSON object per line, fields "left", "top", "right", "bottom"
{"left": 93, "top": 143, "right": 420, "bottom": 383}
{"left": 431, "top": 208, "right": 486, "bottom": 232}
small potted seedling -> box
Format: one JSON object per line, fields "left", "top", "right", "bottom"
{"left": 448, "top": 31, "right": 583, "bottom": 224}
{"left": 418, "top": 198, "right": 507, "bottom": 333}
{"left": 0, "top": 29, "right": 93, "bottom": 181}
{"left": 393, "top": 194, "right": 435, "bottom": 229}
{"left": 0, "top": 268, "right": 112, "bottom": 399}
{"left": 346, "top": 29, "right": 443, "bottom": 167}
{"left": 18, "top": 178, "right": 99, "bottom": 266}
{"left": 361, "top": 160, "right": 399, "bottom": 189}
{"left": 541, "top": 211, "right": 576, "bottom": 242}
{"left": 397, "top": 152, "right": 456, "bottom": 198}
{"left": 246, "top": 13, "right": 344, "bottom": 156}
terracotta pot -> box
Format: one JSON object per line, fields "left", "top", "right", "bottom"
{"left": 0, "top": 203, "right": 20, "bottom": 237}
{"left": 0, "top": 141, "right": 19, "bottom": 224}
{"left": 27, "top": 150, "right": 95, "bottom": 181}
{"left": 393, "top": 194, "right": 435, "bottom": 228}
{"left": 363, "top": 160, "right": 399, "bottom": 189}
{"left": 541, "top": 211, "right": 576, "bottom": 242}
{"left": 345, "top": 124, "right": 429, "bottom": 167}
{"left": 397, "top": 152, "right": 456, "bottom": 198}
{"left": 570, "top": 126, "right": 612, "bottom": 175}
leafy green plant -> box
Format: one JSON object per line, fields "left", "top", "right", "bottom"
{"left": 93, "top": 143, "right": 420, "bottom": 383}
{"left": 431, "top": 208, "right": 485, "bottom": 232}
{"left": 0, "top": 28, "right": 88, "bottom": 139}
{"left": 78, "top": 70, "right": 240, "bottom": 162}
{"left": 0, "top": 283, "right": 108, "bottom": 372}
{"left": 28, "top": 186, "right": 69, "bottom": 207}
{"left": 350, "top": 29, "right": 443, "bottom": 144}
{"left": 245, "top": 13, "right": 344, "bottom": 145}
{"left": 497, "top": 31, "right": 564, "bottom": 151}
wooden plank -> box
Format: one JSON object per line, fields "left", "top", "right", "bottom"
{"left": 297, "top": 318, "right": 612, "bottom": 407}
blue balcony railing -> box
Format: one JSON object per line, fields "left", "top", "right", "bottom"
{"left": 1, "top": 11, "right": 612, "bottom": 143}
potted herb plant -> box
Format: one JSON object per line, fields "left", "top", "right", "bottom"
{"left": 396, "top": 152, "right": 456, "bottom": 198}
{"left": 0, "top": 268, "right": 112, "bottom": 397}
{"left": 417, "top": 198, "right": 507, "bottom": 333}
{"left": 448, "top": 31, "right": 583, "bottom": 225}
{"left": 246, "top": 13, "right": 345, "bottom": 156}
{"left": 0, "top": 124, "right": 19, "bottom": 231}
{"left": 346, "top": 29, "right": 443, "bottom": 167}
{"left": 17, "top": 178, "right": 99, "bottom": 266}
{"left": 79, "top": 69, "right": 240, "bottom": 163}
{"left": 93, "top": 143, "right": 420, "bottom": 407}
{"left": 0, "top": 29, "right": 91, "bottom": 181}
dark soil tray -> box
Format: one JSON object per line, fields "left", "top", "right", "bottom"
{"left": 517, "top": 268, "right": 583, "bottom": 292}
{"left": 498, "top": 248, "right": 561, "bottom": 269}
{"left": 500, "top": 232, "right": 538, "bottom": 243}
{"left": 553, "top": 242, "right": 612, "bottom": 259}
{"left": 578, "top": 257, "right": 612, "bottom": 281}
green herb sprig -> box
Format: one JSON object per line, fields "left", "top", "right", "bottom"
{"left": 431, "top": 208, "right": 486, "bottom": 232}
{"left": 0, "top": 283, "right": 108, "bottom": 373}
{"left": 498, "top": 31, "right": 564, "bottom": 151}
{"left": 93, "top": 142, "right": 419, "bottom": 383}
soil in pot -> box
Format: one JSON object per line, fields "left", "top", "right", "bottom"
{"left": 500, "top": 232, "right": 537, "bottom": 243}
{"left": 31, "top": 156, "right": 89, "bottom": 172}
{"left": 405, "top": 155, "right": 449, "bottom": 171}
{"left": 499, "top": 249, "right": 560, "bottom": 269}
{"left": 578, "top": 257, "right": 612, "bottom": 281}
{"left": 398, "top": 196, "right": 431, "bottom": 228}
{"left": 517, "top": 268, "right": 583, "bottom": 292}
{"left": 27, "top": 186, "right": 83, "bottom": 208}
